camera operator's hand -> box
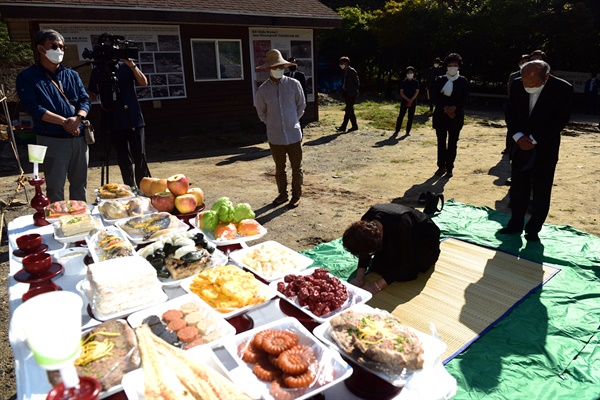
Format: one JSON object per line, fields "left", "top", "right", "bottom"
{"left": 63, "top": 116, "right": 82, "bottom": 136}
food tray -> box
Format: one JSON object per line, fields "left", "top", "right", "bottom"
{"left": 121, "top": 345, "right": 228, "bottom": 400}
{"left": 180, "top": 268, "right": 275, "bottom": 319}
{"left": 53, "top": 217, "right": 103, "bottom": 244}
{"left": 96, "top": 199, "right": 157, "bottom": 225}
{"left": 44, "top": 202, "right": 93, "bottom": 222}
{"left": 219, "top": 317, "right": 353, "bottom": 400}
{"left": 268, "top": 268, "right": 372, "bottom": 323}
{"left": 313, "top": 303, "right": 447, "bottom": 387}
{"left": 190, "top": 218, "right": 267, "bottom": 245}
{"left": 95, "top": 184, "right": 136, "bottom": 202}
{"left": 127, "top": 294, "right": 236, "bottom": 347}
{"left": 229, "top": 240, "right": 314, "bottom": 282}
{"left": 115, "top": 213, "right": 189, "bottom": 244}
{"left": 85, "top": 226, "right": 135, "bottom": 264}
{"left": 79, "top": 278, "right": 168, "bottom": 322}
{"left": 156, "top": 248, "right": 228, "bottom": 287}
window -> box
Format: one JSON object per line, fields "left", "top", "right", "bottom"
{"left": 191, "top": 39, "right": 243, "bottom": 81}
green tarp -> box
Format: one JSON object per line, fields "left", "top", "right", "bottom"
{"left": 300, "top": 201, "right": 600, "bottom": 399}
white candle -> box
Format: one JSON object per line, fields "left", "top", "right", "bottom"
{"left": 33, "top": 162, "right": 38, "bottom": 178}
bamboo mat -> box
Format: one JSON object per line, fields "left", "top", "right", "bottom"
{"left": 365, "top": 238, "right": 560, "bottom": 363}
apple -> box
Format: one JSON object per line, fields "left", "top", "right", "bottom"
{"left": 140, "top": 177, "right": 158, "bottom": 196}
{"left": 150, "top": 178, "right": 168, "bottom": 196}
{"left": 152, "top": 191, "right": 175, "bottom": 213}
{"left": 187, "top": 187, "right": 204, "bottom": 207}
{"left": 174, "top": 194, "right": 198, "bottom": 214}
{"left": 167, "top": 174, "right": 190, "bottom": 196}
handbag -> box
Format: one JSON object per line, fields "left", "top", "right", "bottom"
{"left": 423, "top": 191, "right": 444, "bottom": 214}
{"left": 82, "top": 120, "right": 95, "bottom": 144}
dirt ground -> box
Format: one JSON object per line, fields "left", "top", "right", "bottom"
{"left": 0, "top": 96, "right": 599, "bottom": 398}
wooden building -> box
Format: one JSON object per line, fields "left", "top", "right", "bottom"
{"left": 0, "top": 0, "right": 341, "bottom": 136}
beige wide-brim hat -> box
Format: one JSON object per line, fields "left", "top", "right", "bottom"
{"left": 256, "top": 49, "right": 296, "bottom": 70}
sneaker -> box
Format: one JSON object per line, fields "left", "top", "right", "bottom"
{"left": 434, "top": 167, "right": 446, "bottom": 176}
{"left": 288, "top": 197, "right": 301, "bottom": 208}
{"left": 347, "top": 126, "right": 359, "bottom": 132}
{"left": 273, "top": 194, "right": 289, "bottom": 205}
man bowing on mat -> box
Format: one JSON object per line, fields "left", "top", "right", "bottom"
{"left": 499, "top": 60, "right": 573, "bottom": 242}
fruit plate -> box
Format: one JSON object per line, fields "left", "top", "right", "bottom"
{"left": 180, "top": 267, "right": 276, "bottom": 319}
{"left": 268, "top": 268, "right": 372, "bottom": 324}
{"left": 127, "top": 293, "right": 236, "bottom": 348}
{"left": 52, "top": 217, "right": 104, "bottom": 244}
{"left": 218, "top": 317, "right": 353, "bottom": 400}
{"left": 229, "top": 240, "right": 314, "bottom": 282}
{"left": 313, "top": 303, "right": 448, "bottom": 387}
{"left": 121, "top": 345, "right": 230, "bottom": 400}
{"left": 115, "top": 212, "right": 190, "bottom": 245}
{"left": 190, "top": 218, "right": 267, "bottom": 246}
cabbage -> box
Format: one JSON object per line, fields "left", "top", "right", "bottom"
{"left": 216, "top": 203, "right": 235, "bottom": 224}
{"left": 211, "top": 197, "right": 232, "bottom": 212}
{"left": 232, "top": 203, "right": 255, "bottom": 224}
{"left": 201, "top": 210, "right": 219, "bottom": 232}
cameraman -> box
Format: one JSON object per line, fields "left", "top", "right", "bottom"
{"left": 87, "top": 33, "right": 151, "bottom": 190}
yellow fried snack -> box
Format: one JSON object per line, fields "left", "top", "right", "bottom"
{"left": 188, "top": 265, "right": 267, "bottom": 312}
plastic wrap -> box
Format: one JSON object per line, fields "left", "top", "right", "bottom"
{"left": 86, "top": 227, "right": 135, "bottom": 263}
{"left": 221, "top": 317, "right": 352, "bottom": 400}
{"left": 97, "top": 197, "right": 157, "bottom": 225}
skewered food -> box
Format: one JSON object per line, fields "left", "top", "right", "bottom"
{"left": 98, "top": 183, "right": 135, "bottom": 199}
{"left": 45, "top": 200, "right": 89, "bottom": 219}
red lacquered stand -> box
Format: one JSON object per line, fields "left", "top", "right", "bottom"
{"left": 14, "top": 263, "right": 63, "bottom": 302}
{"left": 343, "top": 357, "right": 403, "bottom": 399}
{"left": 28, "top": 177, "right": 50, "bottom": 226}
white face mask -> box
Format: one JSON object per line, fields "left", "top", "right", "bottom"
{"left": 44, "top": 48, "right": 64, "bottom": 64}
{"left": 406, "top": 73, "right": 414, "bottom": 79}
{"left": 434, "top": 63, "right": 440, "bottom": 68}
{"left": 340, "top": 64, "right": 346, "bottom": 70}
{"left": 447, "top": 66, "right": 459, "bottom": 76}
{"left": 524, "top": 84, "right": 544, "bottom": 94}
{"left": 270, "top": 68, "right": 284, "bottom": 79}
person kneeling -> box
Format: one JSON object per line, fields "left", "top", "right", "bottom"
{"left": 343, "top": 203, "right": 441, "bottom": 294}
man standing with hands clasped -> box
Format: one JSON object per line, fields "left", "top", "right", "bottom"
{"left": 255, "top": 49, "right": 306, "bottom": 209}
{"left": 394, "top": 66, "right": 419, "bottom": 136}
{"left": 499, "top": 60, "right": 573, "bottom": 242}
{"left": 17, "top": 29, "right": 91, "bottom": 203}
{"left": 337, "top": 56, "right": 359, "bottom": 133}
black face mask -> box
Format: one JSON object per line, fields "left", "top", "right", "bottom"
{"left": 288, "top": 66, "right": 297, "bottom": 72}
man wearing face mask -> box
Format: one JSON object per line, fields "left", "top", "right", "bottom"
{"left": 503, "top": 54, "right": 531, "bottom": 157}
{"left": 17, "top": 29, "right": 91, "bottom": 202}
{"left": 255, "top": 49, "right": 306, "bottom": 208}
{"left": 500, "top": 60, "right": 573, "bottom": 242}
{"left": 337, "top": 56, "right": 359, "bottom": 133}
{"left": 394, "top": 66, "right": 420, "bottom": 136}
{"left": 284, "top": 57, "right": 307, "bottom": 100}
{"left": 431, "top": 53, "right": 469, "bottom": 178}
{"left": 425, "top": 57, "right": 444, "bottom": 112}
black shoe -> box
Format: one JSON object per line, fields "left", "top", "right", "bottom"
{"left": 336, "top": 126, "right": 347, "bottom": 132}
{"left": 498, "top": 226, "right": 522, "bottom": 235}
{"left": 288, "top": 197, "right": 301, "bottom": 208}
{"left": 434, "top": 167, "right": 446, "bottom": 176}
{"left": 347, "top": 126, "right": 359, "bottom": 132}
{"left": 445, "top": 169, "right": 453, "bottom": 178}
{"left": 273, "top": 194, "right": 289, "bottom": 205}
{"left": 525, "top": 232, "right": 540, "bottom": 242}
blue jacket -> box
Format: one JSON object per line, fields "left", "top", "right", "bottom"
{"left": 17, "top": 64, "right": 90, "bottom": 138}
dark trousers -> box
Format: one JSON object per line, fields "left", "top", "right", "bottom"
{"left": 341, "top": 93, "right": 358, "bottom": 129}
{"left": 435, "top": 127, "right": 461, "bottom": 170}
{"left": 111, "top": 126, "right": 151, "bottom": 188}
{"left": 269, "top": 141, "right": 303, "bottom": 199}
{"left": 508, "top": 162, "right": 557, "bottom": 234}
{"left": 395, "top": 104, "right": 416, "bottom": 133}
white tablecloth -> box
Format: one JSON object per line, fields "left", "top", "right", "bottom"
{"left": 7, "top": 214, "right": 456, "bottom": 400}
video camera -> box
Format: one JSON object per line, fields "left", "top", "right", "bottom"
{"left": 82, "top": 33, "right": 139, "bottom": 111}
{"left": 82, "top": 34, "right": 138, "bottom": 65}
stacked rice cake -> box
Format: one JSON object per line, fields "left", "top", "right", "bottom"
{"left": 87, "top": 256, "right": 165, "bottom": 316}
{"left": 59, "top": 214, "right": 97, "bottom": 237}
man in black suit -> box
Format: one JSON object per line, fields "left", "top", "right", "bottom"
{"left": 285, "top": 57, "right": 307, "bottom": 100}
{"left": 583, "top": 72, "right": 599, "bottom": 115}
{"left": 503, "top": 54, "right": 531, "bottom": 156}
{"left": 337, "top": 56, "right": 359, "bottom": 132}
{"left": 499, "top": 60, "right": 573, "bottom": 242}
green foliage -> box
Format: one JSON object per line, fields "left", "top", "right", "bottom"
{"left": 0, "top": 15, "right": 33, "bottom": 67}
{"left": 355, "top": 100, "right": 430, "bottom": 130}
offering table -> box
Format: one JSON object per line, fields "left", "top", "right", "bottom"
{"left": 7, "top": 214, "right": 456, "bottom": 400}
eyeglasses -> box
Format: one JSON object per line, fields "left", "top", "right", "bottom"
{"left": 47, "top": 43, "right": 66, "bottom": 51}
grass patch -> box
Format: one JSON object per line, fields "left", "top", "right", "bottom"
{"left": 391, "top": 158, "right": 412, "bottom": 163}
{"left": 421, "top": 139, "right": 436, "bottom": 146}
{"left": 562, "top": 207, "right": 576, "bottom": 212}
{"left": 354, "top": 101, "right": 430, "bottom": 130}
{"left": 473, "top": 168, "right": 487, "bottom": 174}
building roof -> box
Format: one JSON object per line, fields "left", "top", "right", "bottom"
{"left": 0, "top": 0, "right": 341, "bottom": 29}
